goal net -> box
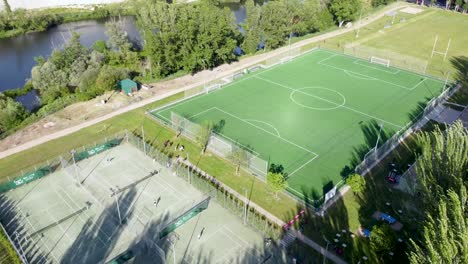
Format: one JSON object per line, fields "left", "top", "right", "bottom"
{"left": 370, "top": 56, "right": 390, "bottom": 67}
{"left": 204, "top": 83, "right": 221, "bottom": 94}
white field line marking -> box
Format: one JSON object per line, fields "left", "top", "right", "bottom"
{"left": 243, "top": 119, "right": 281, "bottom": 137}
{"left": 344, "top": 70, "right": 377, "bottom": 80}
{"left": 255, "top": 76, "right": 403, "bottom": 129}
{"left": 317, "top": 54, "right": 338, "bottom": 64}
{"left": 222, "top": 226, "right": 249, "bottom": 247}
{"left": 213, "top": 107, "right": 319, "bottom": 156}
{"left": 288, "top": 155, "right": 320, "bottom": 177}
{"left": 211, "top": 131, "right": 261, "bottom": 156}
{"left": 410, "top": 77, "right": 427, "bottom": 90}
{"left": 190, "top": 107, "right": 217, "bottom": 119}
{"left": 56, "top": 186, "right": 112, "bottom": 243}
{"left": 287, "top": 186, "right": 306, "bottom": 199}
{"left": 153, "top": 49, "right": 323, "bottom": 117}
{"left": 353, "top": 59, "right": 400, "bottom": 74}
{"left": 318, "top": 60, "right": 416, "bottom": 90}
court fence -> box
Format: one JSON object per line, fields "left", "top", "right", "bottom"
{"left": 355, "top": 82, "right": 462, "bottom": 177}
{"left": 151, "top": 111, "right": 269, "bottom": 180}
{"left": 318, "top": 39, "right": 451, "bottom": 81}
{"left": 126, "top": 132, "right": 284, "bottom": 240}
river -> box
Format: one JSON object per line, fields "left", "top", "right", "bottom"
{"left": 0, "top": 4, "right": 249, "bottom": 111}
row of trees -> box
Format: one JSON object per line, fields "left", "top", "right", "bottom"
{"left": 137, "top": 0, "right": 391, "bottom": 79}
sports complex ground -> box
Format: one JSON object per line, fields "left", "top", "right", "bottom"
{"left": 152, "top": 49, "right": 445, "bottom": 201}
{"left": 0, "top": 141, "right": 282, "bottom": 263}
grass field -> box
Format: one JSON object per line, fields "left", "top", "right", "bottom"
{"left": 324, "top": 7, "right": 468, "bottom": 78}
{"left": 151, "top": 49, "right": 444, "bottom": 201}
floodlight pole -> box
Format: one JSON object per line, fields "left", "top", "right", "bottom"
{"left": 71, "top": 149, "right": 79, "bottom": 183}
{"left": 356, "top": 8, "right": 363, "bottom": 38}
{"left": 443, "top": 71, "right": 451, "bottom": 92}
{"left": 172, "top": 240, "right": 176, "bottom": 264}
{"left": 142, "top": 125, "right": 146, "bottom": 155}
{"left": 114, "top": 193, "right": 123, "bottom": 225}
{"left": 323, "top": 238, "right": 330, "bottom": 264}
{"left": 243, "top": 188, "right": 248, "bottom": 225}
{"left": 374, "top": 123, "right": 384, "bottom": 151}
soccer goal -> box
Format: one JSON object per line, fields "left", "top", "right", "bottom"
{"left": 370, "top": 56, "right": 390, "bottom": 67}
{"left": 204, "top": 83, "right": 221, "bottom": 94}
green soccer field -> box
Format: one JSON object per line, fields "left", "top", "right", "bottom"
{"left": 151, "top": 49, "right": 444, "bottom": 201}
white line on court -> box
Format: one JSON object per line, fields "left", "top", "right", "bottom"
{"left": 243, "top": 119, "right": 281, "bottom": 137}
{"left": 288, "top": 155, "right": 320, "bottom": 177}
{"left": 411, "top": 77, "right": 427, "bottom": 90}
{"left": 153, "top": 49, "right": 324, "bottom": 118}
{"left": 255, "top": 76, "right": 404, "bottom": 129}
{"left": 213, "top": 107, "right": 320, "bottom": 156}
{"left": 317, "top": 54, "right": 338, "bottom": 64}
{"left": 344, "top": 70, "right": 377, "bottom": 80}
{"left": 352, "top": 59, "right": 400, "bottom": 75}
{"left": 190, "top": 107, "right": 217, "bottom": 119}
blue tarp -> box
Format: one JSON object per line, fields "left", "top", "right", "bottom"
{"left": 380, "top": 213, "right": 396, "bottom": 224}
{"left": 363, "top": 229, "right": 371, "bottom": 237}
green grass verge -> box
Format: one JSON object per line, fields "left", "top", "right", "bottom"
{"left": 322, "top": 7, "right": 468, "bottom": 79}
{"left": 0, "top": 227, "right": 22, "bottom": 264}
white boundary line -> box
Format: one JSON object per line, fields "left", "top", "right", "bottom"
{"left": 213, "top": 107, "right": 319, "bottom": 156}
{"left": 318, "top": 57, "right": 428, "bottom": 91}
{"left": 353, "top": 59, "right": 400, "bottom": 74}
{"left": 243, "top": 119, "right": 281, "bottom": 137}
{"left": 152, "top": 49, "right": 324, "bottom": 118}
{"left": 344, "top": 70, "right": 377, "bottom": 80}
{"left": 255, "top": 76, "right": 404, "bottom": 129}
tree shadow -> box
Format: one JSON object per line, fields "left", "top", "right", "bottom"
{"left": 347, "top": 119, "right": 393, "bottom": 170}
{"left": 0, "top": 194, "right": 48, "bottom": 263}
{"left": 284, "top": 187, "right": 351, "bottom": 263}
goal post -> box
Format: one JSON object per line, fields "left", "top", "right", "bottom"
{"left": 370, "top": 56, "right": 390, "bottom": 67}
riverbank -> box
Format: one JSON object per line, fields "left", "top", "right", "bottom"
{"left": 0, "top": 1, "right": 134, "bottom": 39}
{"left": 2, "top": 0, "right": 125, "bottom": 10}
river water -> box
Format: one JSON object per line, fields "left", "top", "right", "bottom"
{"left": 0, "top": 5, "right": 248, "bottom": 110}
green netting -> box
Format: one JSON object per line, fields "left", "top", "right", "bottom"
{"left": 74, "top": 138, "right": 123, "bottom": 162}
{"left": 0, "top": 166, "right": 52, "bottom": 193}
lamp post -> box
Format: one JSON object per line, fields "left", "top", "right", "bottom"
{"left": 323, "top": 237, "right": 330, "bottom": 264}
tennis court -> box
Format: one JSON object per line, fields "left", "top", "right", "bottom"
{"left": 0, "top": 141, "right": 281, "bottom": 263}
{"left": 151, "top": 48, "right": 445, "bottom": 200}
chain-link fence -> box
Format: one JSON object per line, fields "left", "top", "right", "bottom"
{"left": 355, "top": 83, "right": 461, "bottom": 176}
{"left": 127, "top": 132, "right": 283, "bottom": 240}
{"left": 173, "top": 162, "right": 282, "bottom": 240}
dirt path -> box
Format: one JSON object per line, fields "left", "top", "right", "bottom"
{"left": 0, "top": 2, "right": 410, "bottom": 160}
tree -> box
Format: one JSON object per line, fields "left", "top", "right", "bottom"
{"left": 406, "top": 121, "right": 468, "bottom": 263}
{"left": 105, "top": 19, "right": 131, "bottom": 52}
{"left": 446, "top": 0, "right": 453, "bottom": 9}
{"left": 455, "top": 0, "right": 464, "bottom": 11}
{"left": 3, "top": 0, "right": 11, "bottom": 14}
{"left": 242, "top": 0, "right": 263, "bottom": 54}
{"left": 415, "top": 121, "right": 468, "bottom": 209}
{"left": 346, "top": 173, "right": 366, "bottom": 194}
{"left": 329, "top": 0, "right": 361, "bottom": 27}
{"left": 267, "top": 172, "right": 288, "bottom": 199}
{"left": 0, "top": 93, "right": 27, "bottom": 134}
{"left": 408, "top": 189, "right": 468, "bottom": 264}
{"left": 95, "top": 65, "right": 129, "bottom": 92}
{"left": 31, "top": 61, "right": 68, "bottom": 103}
{"left": 229, "top": 146, "right": 249, "bottom": 175}
{"left": 198, "top": 121, "right": 214, "bottom": 154}
{"left": 92, "top": 40, "right": 108, "bottom": 53}
{"left": 371, "top": 224, "right": 397, "bottom": 261}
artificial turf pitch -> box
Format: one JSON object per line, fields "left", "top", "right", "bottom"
{"left": 151, "top": 49, "right": 444, "bottom": 201}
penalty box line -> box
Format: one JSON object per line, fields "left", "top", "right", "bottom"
{"left": 255, "top": 76, "right": 404, "bottom": 129}
{"left": 212, "top": 107, "right": 319, "bottom": 178}
{"left": 317, "top": 52, "right": 425, "bottom": 91}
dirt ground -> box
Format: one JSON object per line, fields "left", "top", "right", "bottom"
{"left": 0, "top": 2, "right": 410, "bottom": 157}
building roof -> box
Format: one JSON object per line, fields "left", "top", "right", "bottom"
{"left": 118, "top": 79, "right": 137, "bottom": 94}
